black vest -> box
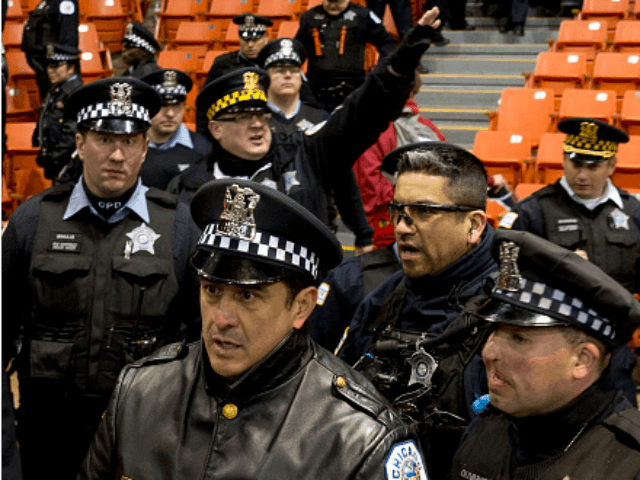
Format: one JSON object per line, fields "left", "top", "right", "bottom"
{"left": 535, "top": 184, "right": 638, "bottom": 292}
{"left": 451, "top": 407, "right": 640, "bottom": 480}
{"left": 141, "top": 136, "right": 209, "bottom": 191}
{"left": 25, "top": 184, "right": 181, "bottom": 397}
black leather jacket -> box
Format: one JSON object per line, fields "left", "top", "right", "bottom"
{"left": 79, "top": 330, "right": 426, "bottom": 479}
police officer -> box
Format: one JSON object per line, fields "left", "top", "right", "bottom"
{"left": 32, "top": 43, "right": 83, "bottom": 180}
{"left": 79, "top": 178, "right": 428, "bottom": 479}
{"left": 450, "top": 229, "right": 640, "bottom": 479}
{"left": 121, "top": 21, "right": 162, "bottom": 78}
{"left": 169, "top": 8, "right": 442, "bottom": 225}
{"left": 21, "top": 0, "right": 78, "bottom": 101}
{"left": 499, "top": 118, "right": 640, "bottom": 295}
{"left": 258, "top": 37, "right": 374, "bottom": 255}
{"left": 295, "top": 0, "right": 397, "bottom": 111}
{"left": 195, "top": 13, "right": 273, "bottom": 137}
{"left": 140, "top": 68, "right": 213, "bottom": 190}
{"left": 2, "top": 77, "right": 201, "bottom": 480}
{"left": 337, "top": 141, "right": 497, "bottom": 479}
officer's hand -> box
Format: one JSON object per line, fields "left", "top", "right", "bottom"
{"left": 388, "top": 8, "right": 440, "bottom": 77}
{"left": 354, "top": 245, "right": 375, "bottom": 256}
{"left": 417, "top": 7, "right": 441, "bottom": 30}
{"left": 574, "top": 248, "right": 589, "bottom": 261}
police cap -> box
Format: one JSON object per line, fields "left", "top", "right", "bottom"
{"left": 257, "top": 38, "right": 308, "bottom": 70}
{"left": 233, "top": 13, "right": 273, "bottom": 40}
{"left": 45, "top": 43, "right": 81, "bottom": 64}
{"left": 190, "top": 179, "right": 343, "bottom": 285}
{"left": 476, "top": 229, "right": 640, "bottom": 345}
{"left": 140, "top": 68, "right": 193, "bottom": 105}
{"left": 196, "top": 67, "right": 269, "bottom": 121}
{"left": 65, "top": 77, "right": 161, "bottom": 134}
{"left": 123, "top": 21, "right": 162, "bottom": 55}
{"left": 558, "top": 117, "right": 629, "bottom": 163}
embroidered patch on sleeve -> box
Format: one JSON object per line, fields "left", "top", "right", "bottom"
{"left": 60, "top": 0, "right": 75, "bottom": 15}
{"left": 385, "top": 440, "right": 428, "bottom": 480}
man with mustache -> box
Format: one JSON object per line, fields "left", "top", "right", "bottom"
{"left": 337, "top": 141, "right": 497, "bottom": 479}
{"left": 78, "top": 178, "right": 428, "bottom": 479}
{"left": 140, "top": 68, "right": 213, "bottom": 190}
{"left": 450, "top": 229, "right": 640, "bottom": 479}
{"left": 2, "top": 77, "right": 201, "bottom": 480}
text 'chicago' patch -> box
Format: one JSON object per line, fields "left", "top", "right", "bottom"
{"left": 385, "top": 440, "right": 428, "bottom": 480}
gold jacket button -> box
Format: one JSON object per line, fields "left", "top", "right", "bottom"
{"left": 336, "top": 376, "right": 347, "bottom": 388}
{"left": 222, "top": 404, "right": 238, "bottom": 419}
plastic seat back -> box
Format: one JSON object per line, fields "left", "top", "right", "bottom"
{"left": 611, "top": 135, "right": 640, "bottom": 189}
{"left": 494, "top": 88, "right": 556, "bottom": 148}
{"left": 612, "top": 20, "right": 640, "bottom": 53}
{"left": 558, "top": 89, "right": 618, "bottom": 123}
{"left": 530, "top": 52, "right": 588, "bottom": 109}
{"left": 619, "top": 90, "right": 640, "bottom": 135}
{"left": 473, "top": 130, "right": 532, "bottom": 186}
{"left": 535, "top": 132, "right": 566, "bottom": 184}
{"left": 591, "top": 52, "right": 640, "bottom": 100}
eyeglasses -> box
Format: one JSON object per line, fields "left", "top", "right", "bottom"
{"left": 387, "top": 201, "right": 480, "bottom": 226}
{"left": 216, "top": 112, "right": 271, "bottom": 124}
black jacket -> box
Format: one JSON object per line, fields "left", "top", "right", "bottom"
{"left": 79, "top": 331, "right": 427, "bottom": 480}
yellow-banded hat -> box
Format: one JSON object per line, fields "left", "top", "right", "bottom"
{"left": 196, "top": 67, "right": 269, "bottom": 121}
{"left": 558, "top": 117, "right": 629, "bottom": 163}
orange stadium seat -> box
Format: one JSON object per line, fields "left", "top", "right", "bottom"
{"left": 619, "top": 90, "right": 640, "bottom": 135}
{"left": 611, "top": 135, "right": 640, "bottom": 189}
{"left": 5, "top": 0, "right": 25, "bottom": 24}
{"left": 78, "top": 23, "right": 113, "bottom": 80}
{"left": 196, "top": 50, "right": 228, "bottom": 89}
{"left": 222, "top": 26, "right": 242, "bottom": 50}
{"left": 591, "top": 53, "right": 640, "bottom": 102}
{"left": 78, "top": 0, "right": 128, "bottom": 51}
{"left": 526, "top": 52, "right": 589, "bottom": 110}
{"left": 2, "top": 22, "right": 24, "bottom": 52}
{"left": 156, "top": 0, "right": 207, "bottom": 43}
{"left": 552, "top": 20, "right": 608, "bottom": 72}
{"left": 535, "top": 132, "right": 566, "bottom": 184}
{"left": 170, "top": 21, "right": 226, "bottom": 61}
{"left": 277, "top": 20, "right": 300, "bottom": 39}
{"left": 485, "top": 199, "right": 508, "bottom": 228}
{"left": 5, "top": 50, "right": 39, "bottom": 107}
{"left": 612, "top": 20, "right": 640, "bottom": 52}
{"left": 4, "top": 82, "right": 38, "bottom": 123}
{"left": 206, "top": 0, "right": 255, "bottom": 23}
{"left": 256, "top": 0, "right": 304, "bottom": 29}
{"left": 306, "top": 0, "right": 324, "bottom": 10}
{"left": 157, "top": 50, "right": 200, "bottom": 80}
{"left": 579, "top": 0, "right": 629, "bottom": 38}
{"left": 80, "top": 50, "right": 112, "bottom": 82}
{"left": 514, "top": 183, "right": 546, "bottom": 201}
{"left": 473, "top": 130, "right": 533, "bottom": 186}
{"left": 557, "top": 89, "right": 618, "bottom": 123}
{"left": 489, "top": 88, "right": 555, "bottom": 148}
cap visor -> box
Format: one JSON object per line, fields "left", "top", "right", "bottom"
{"left": 82, "top": 118, "right": 149, "bottom": 135}
{"left": 476, "top": 301, "right": 570, "bottom": 328}
{"left": 566, "top": 152, "right": 609, "bottom": 164}
{"left": 191, "top": 250, "right": 295, "bottom": 285}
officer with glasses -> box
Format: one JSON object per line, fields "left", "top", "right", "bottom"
{"left": 167, "top": 8, "right": 444, "bottom": 218}
{"left": 336, "top": 141, "right": 498, "bottom": 480}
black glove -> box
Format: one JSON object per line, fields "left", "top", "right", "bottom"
{"left": 388, "top": 23, "right": 437, "bottom": 77}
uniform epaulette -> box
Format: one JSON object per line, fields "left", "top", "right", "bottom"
{"left": 130, "top": 342, "right": 191, "bottom": 368}
{"left": 603, "top": 408, "right": 640, "bottom": 448}
{"left": 41, "top": 182, "right": 75, "bottom": 200}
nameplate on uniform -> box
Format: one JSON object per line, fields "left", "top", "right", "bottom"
{"left": 49, "top": 233, "right": 82, "bottom": 253}
{"left": 557, "top": 218, "right": 579, "bottom": 232}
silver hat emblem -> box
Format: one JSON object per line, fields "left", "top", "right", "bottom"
{"left": 216, "top": 184, "right": 261, "bottom": 241}
{"left": 281, "top": 38, "right": 293, "bottom": 56}
{"left": 162, "top": 70, "right": 178, "bottom": 89}
{"left": 46, "top": 44, "right": 54, "bottom": 58}
{"left": 109, "top": 83, "right": 133, "bottom": 116}
{"left": 498, "top": 241, "right": 522, "bottom": 292}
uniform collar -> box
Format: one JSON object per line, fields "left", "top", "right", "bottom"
{"left": 149, "top": 123, "right": 193, "bottom": 150}
{"left": 267, "top": 99, "right": 301, "bottom": 120}
{"left": 63, "top": 176, "right": 151, "bottom": 224}
{"left": 559, "top": 177, "right": 623, "bottom": 211}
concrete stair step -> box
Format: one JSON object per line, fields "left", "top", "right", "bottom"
{"left": 418, "top": 107, "right": 492, "bottom": 122}
{"left": 427, "top": 43, "right": 550, "bottom": 56}
{"left": 415, "top": 86, "right": 503, "bottom": 109}
{"left": 432, "top": 121, "right": 487, "bottom": 147}
{"left": 421, "top": 55, "right": 537, "bottom": 75}
{"left": 420, "top": 73, "right": 525, "bottom": 87}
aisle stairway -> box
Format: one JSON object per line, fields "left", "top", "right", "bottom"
{"left": 415, "top": 15, "right": 563, "bottom": 149}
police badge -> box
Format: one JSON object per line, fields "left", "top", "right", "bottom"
{"left": 608, "top": 208, "right": 630, "bottom": 230}
{"left": 385, "top": 440, "right": 428, "bottom": 480}
{"left": 109, "top": 83, "right": 133, "bottom": 116}
{"left": 125, "top": 223, "right": 161, "bottom": 255}
{"left": 216, "top": 184, "right": 261, "bottom": 241}
{"left": 497, "top": 241, "right": 522, "bottom": 292}
{"left": 162, "top": 70, "right": 178, "bottom": 90}
{"left": 243, "top": 71, "right": 260, "bottom": 93}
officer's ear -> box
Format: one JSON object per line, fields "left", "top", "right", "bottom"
{"left": 209, "top": 120, "right": 223, "bottom": 141}
{"left": 291, "top": 286, "right": 318, "bottom": 329}
{"left": 75, "top": 132, "right": 86, "bottom": 159}
{"left": 467, "top": 210, "right": 486, "bottom": 246}
{"left": 606, "top": 157, "right": 617, "bottom": 177}
{"left": 572, "top": 341, "right": 601, "bottom": 381}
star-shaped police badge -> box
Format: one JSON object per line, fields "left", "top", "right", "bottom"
{"left": 125, "top": 223, "right": 161, "bottom": 255}
{"left": 609, "top": 208, "right": 630, "bottom": 230}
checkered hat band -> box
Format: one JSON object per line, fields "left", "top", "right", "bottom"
{"left": 265, "top": 51, "right": 301, "bottom": 68}
{"left": 493, "top": 278, "right": 616, "bottom": 342}
{"left": 206, "top": 89, "right": 268, "bottom": 120}
{"left": 239, "top": 25, "right": 267, "bottom": 33}
{"left": 124, "top": 32, "right": 156, "bottom": 54}
{"left": 153, "top": 84, "right": 188, "bottom": 97}
{"left": 77, "top": 102, "right": 151, "bottom": 124}
{"left": 47, "top": 53, "right": 77, "bottom": 62}
{"left": 198, "top": 223, "right": 319, "bottom": 279}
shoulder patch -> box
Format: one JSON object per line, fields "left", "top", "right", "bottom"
{"left": 59, "top": 0, "right": 75, "bottom": 14}
{"left": 304, "top": 120, "right": 327, "bottom": 136}
{"left": 498, "top": 211, "right": 519, "bottom": 229}
{"left": 317, "top": 282, "right": 330, "bottom": 306}
{"left": 369, "top": 11, "right": 382, "bottom": 23}
{"left": 385, "top": 440, "right": 428, "bottom": 480}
